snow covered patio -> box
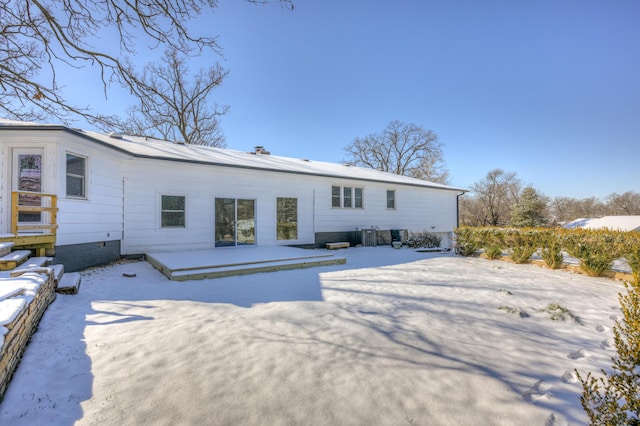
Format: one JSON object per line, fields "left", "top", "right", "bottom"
{"left": 146, "top": 246, "right": 346, "bottom": 281}
{"left": 0, "top": 247, "right": 626, "bottom": 425}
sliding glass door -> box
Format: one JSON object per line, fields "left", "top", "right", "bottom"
{"left": 215, "top": 198, "right": 255, "bottom": 247}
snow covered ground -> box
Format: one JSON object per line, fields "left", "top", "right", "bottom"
{"left": 0, "top": 248, "right": 626, "bottom": 425}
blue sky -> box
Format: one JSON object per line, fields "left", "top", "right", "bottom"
{"left": 68, "top": 0, "right": 640, "bottom": 199}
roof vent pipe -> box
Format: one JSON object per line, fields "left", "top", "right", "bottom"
{"left": 254, "top": 146, "right": 270, "bottom": 155}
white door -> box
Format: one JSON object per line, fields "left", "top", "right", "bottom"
{"left": 12, "top": 148, "right": 45, "bottom": 225}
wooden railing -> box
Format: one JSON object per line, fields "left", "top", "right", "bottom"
{"left": 10, "top": 191, "right": 58, "bottom": 236}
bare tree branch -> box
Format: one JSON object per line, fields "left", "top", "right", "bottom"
{"left": 111, "top": 48, "right": 229, "bottom": 146}
{"left": 1, "top": 0, "right": 292, "bottom": 125}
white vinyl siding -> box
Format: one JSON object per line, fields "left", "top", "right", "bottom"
{"left": 122, "top": 159, "right": 315, "bottom": 253}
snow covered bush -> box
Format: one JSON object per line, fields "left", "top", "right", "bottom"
{"left": 577, "top": 275, "right": 640, "bottom": 425}
{"left": 406, "top": 231, "right": 442, "bottom": 249}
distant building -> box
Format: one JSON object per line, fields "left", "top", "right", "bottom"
{"left": 563, "top": 216, "right": 640, "bottom": 232}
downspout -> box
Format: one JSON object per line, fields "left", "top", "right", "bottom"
{"left": 121, "top": 177, "right": 126, "bottom": 254}
{"left": 454, "top": 191, "right": 466, "bottom": 251}
{"left": 456, "top": 191, "right": 466, "bottom": 228}
{"left": 312, "top": 189, "right": 316, "bottom": 245}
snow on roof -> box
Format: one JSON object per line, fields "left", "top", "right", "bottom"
{"left": 0, "top": 120, "right": 466, "bottom": 192}
{"left": 563, "top": 216, "right": 640, "bottom": 232}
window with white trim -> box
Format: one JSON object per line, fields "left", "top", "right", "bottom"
{"left": 386, "top": 189, "right": 396, "bottom": 209}
{"left": 354, "top": 187, "right": 363, "bottom": 208}
{"left": 343, "top": 187, "right": 352, "bottom": 208}
{"left": 66, "top": 153, "right": 86, "bottom": 198}
{"left": 276, "top": 197, "right": 298, "bottom": 240}
{"left": 331, "top": 185, "right": 364, "bottom": 209}
{"left": 331, "top": 185, "right": 341, "bottom": 208}
{"left": 161, "top": 195, "right": 186, "bottom": 227}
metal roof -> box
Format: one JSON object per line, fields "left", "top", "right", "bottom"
{"left": 0, "top": 120, "right": 466, "bottom": 192}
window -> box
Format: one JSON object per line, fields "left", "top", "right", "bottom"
{"left": 343, "top": 187, "right": 352, "bottom": 208}
{"left": 277, "top": 197, "right": 298, "bottom": 240}
{"left": 66, "top": 153, "right": 86, "bottom": 198}
{"left": 161, "top": 195, "right": 186, "bottom": 227}
{"left": 331, "top": 186, "right": 341, "bottom": 208}
{"left": 331, "top": 185, "right": 364, "bottom": 209}
{"left": 354, "top": 187, "right": 363, "bottom": 208}
{"left": 386, "top": 190, "right": 396, "bottom": 209}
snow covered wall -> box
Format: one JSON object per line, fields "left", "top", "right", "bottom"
{"left": 0, "top": 271, "right": 56, "bottom": 401}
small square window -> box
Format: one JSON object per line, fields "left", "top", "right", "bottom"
{"left": 66, "top": 153, "right": 86, "bottom": 198}
{"left": 161, "top": 195, "right": 186, "bottom": 227}
{"left": 386, "top": 190, "right": 396, "bottom": 209}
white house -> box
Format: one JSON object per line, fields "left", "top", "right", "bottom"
{"left": 0, "top": 120, "right": 466, "bottom": 271}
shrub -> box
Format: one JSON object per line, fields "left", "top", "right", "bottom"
{"left": 504, "top": 228, "right": 537, "bottom": 264}
{"left": 564, "top": 229, "right": 625, "bottom": 277}
{"left": 537, "top": 303, "right": 582, "bottom": 323}
{"left": 577, "top": 276, "right": 640, "bottom": 424}
{"left": 406, "top": 231, "right": 442, "bottom": 249}
{"left": 622, "top": 234, "right": 640, "bottom": 283}
{"left": 536, "top": 229, "right": 564, "bottom": 269}
{"left": 478, "top": 228, "right": 504, "bottom": 260}
{"left": 453, "top": 227, "right": 479, "bottom": 256}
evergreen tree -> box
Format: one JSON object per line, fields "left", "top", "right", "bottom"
{"left": 577, "top": 276, "right": 640, "bottom": 425}
{"left": 510, "top": 186, "right": 548, "bottom": 227}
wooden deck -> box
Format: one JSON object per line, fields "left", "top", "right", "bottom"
{"left": 146, "top": 246, "right": 346, "bottom": 281}
{"left": 0, "top": 234, "right": 56, "bottom": 256}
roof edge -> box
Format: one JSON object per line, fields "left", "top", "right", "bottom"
{"left": 0, "top": 123, "right": 468, "bottom": 192}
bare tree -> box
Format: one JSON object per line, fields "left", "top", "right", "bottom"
{"left": 0, "top": 0, "right": 292, "bottom": 125}
{"left": 606, "top": 191, "right": 640, "bottom": 215}
{"left": 463, "top": 169, "right": 522, "bottom": 226}
{"left": 116, "top": 49, "right": 229, "bottom": 146}
{"left": 344, "top": 121, "right": 450, "bottom": 184}
{"left": 459, "top": 196, "right": 486, "bottom": 227}
{"left": 549, "top": 196, "right": 608, "bottom": 224}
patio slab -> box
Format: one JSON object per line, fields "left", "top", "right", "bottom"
{"left": 146, "top": 246, "right": 346, "bottom": 281}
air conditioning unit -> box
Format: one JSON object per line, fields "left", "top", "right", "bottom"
{"left": 361, "top": 229, "right": 377, "bottom": 247}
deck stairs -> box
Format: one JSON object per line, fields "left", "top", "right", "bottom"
{"left": 0, "top": 242, "right": 80, "bottom": 294}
